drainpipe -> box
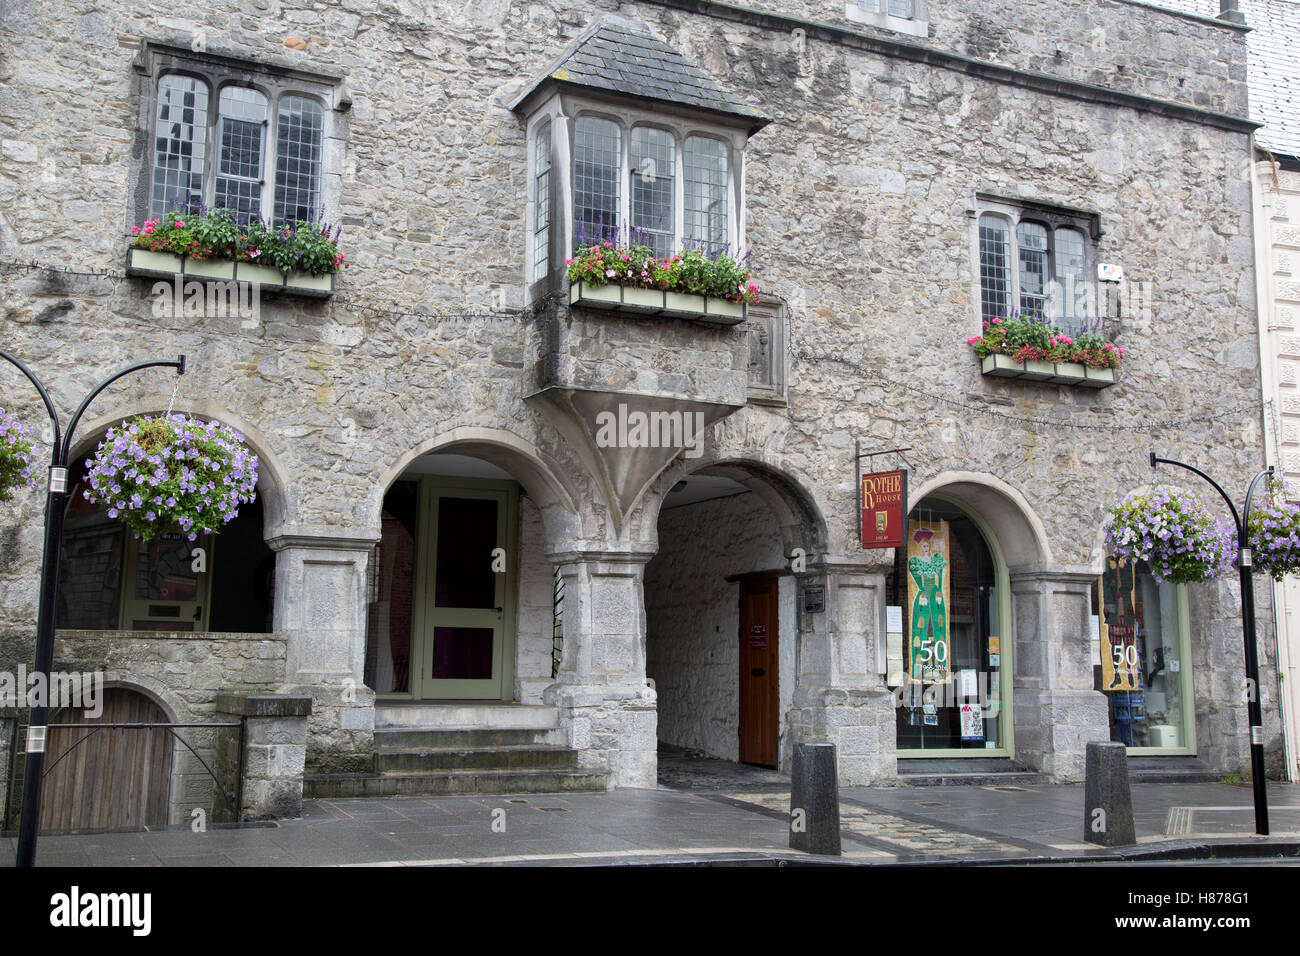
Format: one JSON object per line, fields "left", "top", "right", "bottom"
{"left": 1219, "top": 0, "right": 1247, "bottom": 25}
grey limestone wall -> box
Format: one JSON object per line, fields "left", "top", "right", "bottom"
{"left": 50, "top": 630, "right": 287, "bottom": 824}
{"left": 0, "top": 0, "right": 1275, "bottom": 776}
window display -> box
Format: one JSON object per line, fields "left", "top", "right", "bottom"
{"left": 1092, "top": 560, "right": 1191, "bottom": 750}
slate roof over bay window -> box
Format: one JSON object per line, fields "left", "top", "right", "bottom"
{"left": 509, "top": 15, "right": 772, "bottom": 134}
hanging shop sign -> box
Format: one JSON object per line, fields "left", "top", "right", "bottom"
{"left": 861, "top": 468, "right": 908, "bottom": 549}
{"left": 907, "top": 518, "right": 951, "bottom": 685}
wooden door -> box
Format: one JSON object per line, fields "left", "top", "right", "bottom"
{"left": 739, "top": 577, "right": 779, "bottom": 767}
{"left": 39, "top": 688, "right": 173, "bottom": 833}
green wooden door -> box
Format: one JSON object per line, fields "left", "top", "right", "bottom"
{"left": 411, "top": 477, "right": 517, "bottom": 700}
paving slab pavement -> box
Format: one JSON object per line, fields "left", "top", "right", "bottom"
{"left": 2, "top": 774, "right": 1298, "bottom": 867}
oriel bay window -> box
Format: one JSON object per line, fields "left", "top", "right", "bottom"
{"left": 137, "top": 43, "right": 346, "bottom": 227}
{"left": 510, "top": 16, "right": 770, "bottom": 297}
{"left": 565, "top": 114, "right": 738, "bottom": 265}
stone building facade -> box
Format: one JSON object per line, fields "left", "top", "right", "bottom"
{"left": 0, "top": 0, "right": 1285, "bottom": 817}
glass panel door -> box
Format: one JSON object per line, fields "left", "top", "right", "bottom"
{"left": 119, "top": 532, "right": 212, "bottom": 631}
{"left": 414, "top": 481, "right": 516, "bottom": 700}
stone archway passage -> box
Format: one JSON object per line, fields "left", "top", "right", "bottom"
{"left": 39, "top": 688, "right": 173, "bottom": 833}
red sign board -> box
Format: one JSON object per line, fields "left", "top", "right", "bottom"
{"left": 861, "top": 469, "right": 907, "bottom": 549}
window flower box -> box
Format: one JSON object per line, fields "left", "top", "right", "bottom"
{"left": 184, "top": 258, "right": 235, "bottom": 281}
{"left": 128, "top": 248, "right": 184, "bottom": 277}
{"left": 236, "top": 262, "right": 286, "bottom": 288}
{"left": 569, "top": 282, "right": 746, "bottom": 326}
{"left": 979, "top": 354, "right": 1117, "bottom": 388}
{"left": 127, "top": 252, "right": 333, "bottom": 297}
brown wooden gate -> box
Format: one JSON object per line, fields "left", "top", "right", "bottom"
{"left": 39, "top": 688, "right": 173, "bottom": 832}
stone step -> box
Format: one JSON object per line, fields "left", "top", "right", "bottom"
{"left": 304, "top": 769, "right": 610, "bottom": 798}
{"left": 375, "top": 727, "right": 564, "bottom": 749}
{"left": 901, "top": 771, "right": 1053, "bottom": 788}
{"left": 374, "top": 703, "right": 559, "bottom": 730}
{"left": 376, "top": 745, "right": 578, "bottom": 773}
{"left": 1128, "top": 768, "right": 1222, "bottom": 784}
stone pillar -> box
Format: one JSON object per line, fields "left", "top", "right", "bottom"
{"left": 543, "top": 550, "right": 657, "bottom": 788}
{"left": 1009, "top": 567, "right": 1110, "bottom": 782}
{"left": 216, "top": 694, "right": 312, "bottom": 821}
{"left": 787, "top": 561, "right": 898, "bottom": 786}
{"left": 269, "top": 533, "right": 377, "bottom": 774}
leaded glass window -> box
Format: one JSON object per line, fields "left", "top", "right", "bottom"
{"left": 214, "top": 86, "right": 267, "bottom": 223}
{"left": 274, "top": 95, "right": 323, "bottom": 225}
{"left": 978, "top": 215, "right": 1010, "bottom": 323}
{"left": 152, "top": 75, "right": 209, "bottom": 218}
{"left": 1054, "top": 227, "right": 1087, "bottom": 330}
{"left": 685, "top": 136, "right": 728, "bottom": 255}
{"left": 574, "top": 116, "right": 621, "bottom": 245}
{"left": 1016, "top": 221, "right": 1049, "bottom": 319}
{"left": 630, "top": 126, "right": 676, "bottom": 258}
{"left": 532, "top": 122, "right": 551, "bottom": 281}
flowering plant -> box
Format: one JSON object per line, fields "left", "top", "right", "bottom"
{"left": 82, "top": 415, "right": 258, "bottom": 542}
{"left": 1246, "top": 481, "right": 1300, "bottom": 581}
{"left": 566, "top": 241, "right": 761, "bottom": 304}
{"left": 0, "top": 408, "right": 37, "bottom": 503}
{"left": 1103, "top": 484, "right": 1235, "bottom": 584}
{"left": 130, "top": 206, "right": 346, "bottom": 276}
{"left": 968, "top": 312, "right": 1124, "bottom": 369}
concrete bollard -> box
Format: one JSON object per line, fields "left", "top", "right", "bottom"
{"left": 1084, "top": 740, "right": 1136, "bottom": 847}
{"left": 790, "top": 741, "right": 841, "bottom": 856}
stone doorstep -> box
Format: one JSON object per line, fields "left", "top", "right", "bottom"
{"left": 376, "top": 745, "right": 580, "bottom": 773}
{"left": 302, "top": 768, "right": 610, "bottom": 798}
{"left": 899, "top": 771, "right": 1053, "bottom": 788}
{"left": 374, "top": 703, "right": 560, "bottom": 730}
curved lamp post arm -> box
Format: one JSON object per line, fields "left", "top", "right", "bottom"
{"left": 1, "top": 349, "right": 63, "bottom": 456}
{"left": 1241, "top": 466, "right": 1276, "bottom": 549}
{"left": 1149, "top": 451, "right": 1242, "bottom": 539}
{"left": 63, "top": 355, "right": 185, "bottom": 462}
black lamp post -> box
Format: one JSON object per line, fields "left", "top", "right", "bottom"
{"left": 1149, "top": 451, "right": 1271, "bottom": 836}
{"left": 1, "top": 349, "right": 185, "bottom": 867}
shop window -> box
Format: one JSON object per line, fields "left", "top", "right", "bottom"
{"left": 137, "top": 43, "right": 345, "bottom": 226}
{"left": 974, "top": 196, "right": 1101, "bottom": 333}
{"left": 56, "top": 461, "right": 274, "bottom": 633}
{"left": 885, "top": 497, "right": 1006, "bottom": 752}
{"left": 1092, "top": 560, "right": 1194, "bottom": 752}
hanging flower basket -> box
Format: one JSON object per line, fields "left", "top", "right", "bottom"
{"left": 1103, "top": 483, "right": 1235, "bottom": 584}
{"left": 1246, "top": 481, "right": 1300, "bottom": 581}
{"left": 83, "top": 414, "right": 258, "bottom": 542}
{"left": 0, "top": 408, "right": 37, "bottom": 503}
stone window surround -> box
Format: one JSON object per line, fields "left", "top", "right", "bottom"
{"left": 967, "top": 193, "right": 1103, "bottom": 330}
{"left": 128, "top": 41, "right": 349, "bottom": 232}
{"left": 844, "top": 0, "right": 929, "bottom": 39}
{"left": 524, "top": 91, "right": 750, "bottom": 301}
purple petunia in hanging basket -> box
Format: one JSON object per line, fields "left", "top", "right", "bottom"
{"left": 0, "top": 407, "right": 37, "bottom": 503}
{"left": 1103, "top": 483, "right": 1235, "bottom": 584}
{"left": 1246, "top": 480, "right": 1300, "bottom": 581}
{"left": 82, "top": 414, "right": 258, "bottom": 542}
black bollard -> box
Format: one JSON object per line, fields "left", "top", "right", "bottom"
{"left": 790, "top": 741, "right": 841, "bottom": 855}
{"left": 1084, "top": 741, "right": 1136, "bottom": 847}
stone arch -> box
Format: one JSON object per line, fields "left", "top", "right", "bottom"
{"left": 908, "top": 470, "right": 1052, "bottom": 570}
{"left": 372, "top": 425, "right": 583, "bottom": 546}
{"left": 69, "top": 396, "right": 291, "bottom": 540}
{"left": 638, "top": 455, "right": 830, "bottom": 559}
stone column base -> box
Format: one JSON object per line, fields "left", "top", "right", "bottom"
{"left": 544, "top": 682, "right": 658, "bottom": 789}
{"left": 216, "top": 694, "right": 312, "bottom": 821}
{"left": 1014, "top": 688, "right": 1111, "bottom": 782}
{"left": 787, "top": 686, "right": 899, "bottom": 786}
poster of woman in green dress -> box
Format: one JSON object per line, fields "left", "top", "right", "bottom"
{"left": 907, "top": 521, "right": 951, "bottom": 685}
